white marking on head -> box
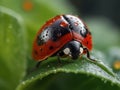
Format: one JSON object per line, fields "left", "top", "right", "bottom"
{"left": 80, "top": 47, "right": 83, "bottom": 54}
{"left": 63, "top": 48, "right": 70, "bottom": 55}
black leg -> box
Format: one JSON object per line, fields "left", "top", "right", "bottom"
{"left": 35, "top": 61, "right": 42, "bottom": 68}
{"left": 84, "top": 48, "right": 96, "bottom": 62}
{"left": 57, "top": 53, "right": 62, "bottom": 64}
{"left": 27, "top": 61, "right": 42, "bottom": 74}
{"left": 35, "top": 58, "right": 48, "bottom": 68}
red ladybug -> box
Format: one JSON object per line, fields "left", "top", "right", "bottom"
{"left": 32, "top": 15, "right": 94, "bottom": 65}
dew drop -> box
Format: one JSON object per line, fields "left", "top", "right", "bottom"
{"left": 22, "top": 81, "right": 25, "bottom": 85}
{"left": 111, "top": 82, "right": 114, "bottom": 86}
{"left": 75, "top": 64, "right": 78, "bottom": 67}
{"left": 47, "top": 65, "right": 50, "bottom": 67}
{"left": 53, "top": 69, "right": 57, "bottom": 73}
{"left": 31, "top": 77, "right": 34, "bottom": 79}
{"left": 98, "top": 69, "right": 102, "bottom": 74}
{"left": 6, "top": 38, "right": 10, "bottom": 43}
{"left": 117, "top": 77, "right": 120, "bottom": 81}
{"left": 8, "top": 24, "right": 12, "bottom": 29}
{"left": 98, "top": 60, "right": 104, "bottom": 65}
{"left": 101, "top": 78, "right": 104, "bottom": 82}
{"left": 103, "top": 80, "right": 107, "bottom": 83}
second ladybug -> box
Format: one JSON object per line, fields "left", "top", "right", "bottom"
{"left": 32, "top": 14, "right": 95, "bottom": 67}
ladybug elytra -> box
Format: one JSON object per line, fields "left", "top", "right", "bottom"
{"left": 32, "top": 15, "right": 95, "bottom": 65}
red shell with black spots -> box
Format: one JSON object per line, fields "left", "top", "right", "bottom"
{"left": 32, "top": 15, "right": 92, "bottom": 61}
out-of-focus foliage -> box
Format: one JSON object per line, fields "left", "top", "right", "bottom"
{"left": 0, "top": 0, "right": 120, "bottom": 90}
{"left": 0, "top": 6, "right": 26, "bottom": 90}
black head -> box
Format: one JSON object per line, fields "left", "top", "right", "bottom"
{"left": 62, "top": 40, "right": 83, "bottom": 59}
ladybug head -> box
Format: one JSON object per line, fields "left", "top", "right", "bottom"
{"left": 60, "top": 40, "right": 84, "bottom": 60}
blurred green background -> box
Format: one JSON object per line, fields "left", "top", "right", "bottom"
{"left": 0, "top": 0, "right": 120, "bottom": 90}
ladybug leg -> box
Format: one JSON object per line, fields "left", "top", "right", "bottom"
{"left": 27, "top": 61, "right": 42, "bottom": 74}
{"left": 83, "top": 48, "right": 96, "bottom": 62}
{"left": 27, "top": 59, "right": 48, "bottom": 75}
{"left": 35, "top": 58, "right": 48, "bottom": 68}
{"left": 57, "top": 53, "right": 62, "bottom": 63}
{"left": 35, "top": 61, "right": 42, "bottom": 68}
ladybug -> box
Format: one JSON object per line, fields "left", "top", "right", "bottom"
{"left": 32, "top": 15, "right": 95, "bottom": 67}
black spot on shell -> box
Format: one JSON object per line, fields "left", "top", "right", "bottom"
{"left": 86, "top": 41, "right": 89, "bottom": 45}
{"left": 46, "top": 34, "right": 48, "bottom": 36}
{"left": 34, "top": 50, "right": 38, "bottom": 55}
{"left": 49, "top": 46, "right": 54, "bottom": 50}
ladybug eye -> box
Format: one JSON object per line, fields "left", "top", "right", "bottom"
{"left": 63, "top": 48, "right": 71, "bottom": 55}
{"left": 79, "top": 47, "right": 83, "bottom": 54}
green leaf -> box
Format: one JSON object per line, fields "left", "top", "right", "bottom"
{"left": 16, "top": 50, "right": 120, "bottom": 90}
{"left": 0, "top": 6, "right": 26, "bottom": 90}
{"left": 1, "top": 0, "right": 120, "bottom": 90}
